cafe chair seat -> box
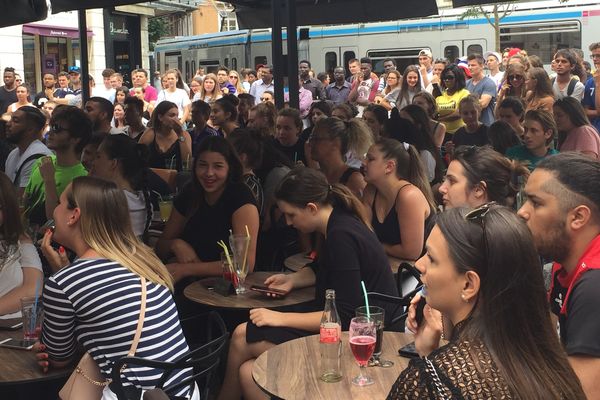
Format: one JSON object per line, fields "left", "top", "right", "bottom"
{"left": 110, "top": 312, "right": 228, "bottom": 400}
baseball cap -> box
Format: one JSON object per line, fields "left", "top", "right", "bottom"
{"left": 68, "top": 66, "right": 81, "bottom": 74}
{"left": 457, "top": 59, "right": 472, "bottom": 79}
{"left": 483, "top": 51, "right": 502, "bottom": 63}
{"left": 507, "top": 48, "right": 522, "bottom": 58}
{"left": 419, "top": 49, "right": 433, "bottom": 59}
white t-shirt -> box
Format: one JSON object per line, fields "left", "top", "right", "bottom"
{"left": 156, "top": 89, "right": 191, "bottom": 119}
{"left": 5, "top": 140, "right": 52, "bottom": 187}
{"left": 0, "top": 242, "right": 43, "bottom": 319}
{"left": 487, "top": 71, "right": 504, "bottom": 90}
{"left": 552, "top": 78, "right": 585, "bottom": 101}
{"left": 124, "top": 190, "right": 150, "bottom": 238}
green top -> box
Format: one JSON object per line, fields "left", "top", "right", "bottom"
{"left": 506, "top": 145, "right": 559, "bottom": 171}
{"left": 24, "top": 154, "right": 87, "bottom": 225}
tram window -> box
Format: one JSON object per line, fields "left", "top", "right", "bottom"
{"left": 185, "top": 61, "right": 190, "bottom": 82}
{"left": 500, "top": 21, "right": 581, "bottom": 65}
{"left": 444, "top": 46, "right": 460, "bottom": 63}
{"left": 367, "top": 49, "right": 421, "bottom": 74}
{"left": 325, "top": 52, "right": 337, "bottom": 78}
{"left": 192, "top": 60, "right": 196, "bottom": 75}
{"left": 343, "top": 51, "right": 356, "bottom": 76}
{"left": 466, "top": 44, "right": 483, "bottom": 57}
{"left": 224, "top": 58, "right": 229, "bottom": 68}
{"left": 232, "top": 58, "right": 237, "bottom": 71}
{"left": 255, "top": 56, "right": 268, "bottom": 68}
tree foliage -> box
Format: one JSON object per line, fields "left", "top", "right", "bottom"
{"left": 148, "top": 17, "right": 169, "bottom": 51}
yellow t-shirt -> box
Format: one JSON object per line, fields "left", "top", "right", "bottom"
{"left": 436, "top": 88, "right": 470, "bottom": 134}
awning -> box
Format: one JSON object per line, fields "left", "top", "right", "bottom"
{"left": 23, "top": 24, "right": 94, "bottom": 38}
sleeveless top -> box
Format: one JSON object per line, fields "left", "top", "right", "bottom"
{"left": 148, "top": 130, "right": 182, "bottom": 171}
{"left": 371, "top": 184, "right": 436, "bottom": 249}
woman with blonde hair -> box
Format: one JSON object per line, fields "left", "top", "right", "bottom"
{"left": 37, "top": 176, "right": 198, "bottom": 399}
{"left": 375, "top": 70, "right": 402, "bottom": 110}
{"left": 495, "top": 63, "right": 528, "bottom": 115}
{"left": 228, "top": 70, "right": 246, "bottom": 95}
{"left": 199, "top": 73, "right": 223, "bottom": 104}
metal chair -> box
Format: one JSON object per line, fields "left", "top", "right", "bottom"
{"left": 369, "top": 262, "right": 424, "bottom": 331}
{"left": 110, "top": 311, "right": 228, "bottom": 400}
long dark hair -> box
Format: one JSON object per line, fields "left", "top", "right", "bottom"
{"left": 397, "top": 65, "right": 422, "bottom": 106}
{"left": 275, "top": 167, "right": 370, "bottom": 228}
{"left": 437, "top": 206, "right": 585, "bottom": 400}
{"left": 528, "top": 67, "right": 554, "bottom": 99}
{"left": 0, "top": 172, "right": 23, "bottom": 245}
{"left": 453, "top": 145, "right": 528, "bottom": 206}
{"left": 441, "top": 64, "right": 466, "bottom": 93}
{"left": 487, "top": 120, "right": 521, "bottom": 155}
{"left": 553, "top": 96, "right": 591, "bottom": 129}
{"left": 190, "top": 136, "right": 243, "bottom": 209}
{"left": 375, "top": 138, "right": 436, "bottom": 210}
{"left": 149, "top": 100, "right": 177, "bottom": 130}
{"left": 99, "top": 134, "right": 152, "bottom": 236}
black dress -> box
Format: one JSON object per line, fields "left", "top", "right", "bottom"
{"left": 147, "top": 132, "right": 183, "bottom": 171}
{"left": 246, "top": 207, "right": 399, "bottom": 344}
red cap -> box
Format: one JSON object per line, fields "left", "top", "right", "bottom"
{"left": 507, "top": 48, "right": 522, "bottom": 58}
{"left": 457, "top": 63, "right": 472, "bottom": 79}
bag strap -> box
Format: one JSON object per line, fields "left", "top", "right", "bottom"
{"left": 567, "top": 78, "right": 577, "bottom": 96}
{"left": 13, "top": 153, "right": 46, "bottom": 185}
{"left": 128, "top": 276, "right": 147, "bottom": 357}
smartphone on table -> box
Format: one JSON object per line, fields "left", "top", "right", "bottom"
{"left": 250, "top": 285, "right": 287, "bottom": 297}
{"left": 0, "top": 338, "right": 34, "bottom": 350}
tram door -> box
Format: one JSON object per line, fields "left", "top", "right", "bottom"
{"left": 323, "top": 46, "right": 359, "bottom": 79}
{"left": 440, "top": 39, "right": 487, "bottom": 62}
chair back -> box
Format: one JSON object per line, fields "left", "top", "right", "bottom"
{"left": 111, "top": 312, "right": 228, "bottom": 400}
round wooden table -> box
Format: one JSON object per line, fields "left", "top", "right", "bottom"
{"left": 184, "top": 271, "right": 315, "bottom": 310}
{"left": 0, "top": 329, "right": 71, "bottom": 385}
{"left": 253, "top": 332, "right": 413, "bottom": 400}
{"left": 284, "top": 253, "right": 408, "bottom": 274}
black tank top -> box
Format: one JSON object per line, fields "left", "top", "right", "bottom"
{"left": 148, "top": 131, "right": 182, "bottom": 171}
{"left": 371, "top": 184, "right": 436, "bottom": 248}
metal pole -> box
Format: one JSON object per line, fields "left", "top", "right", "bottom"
{"left": 271, "top": 0, "right": 284, "bottom": 109}
{"left": 78, "top": 9, "right": 90, "bottom": 105}
{"left": 286, "top": 0, "right": 299, "bottom": 109}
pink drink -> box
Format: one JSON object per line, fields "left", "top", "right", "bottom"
{"left": 349, "top": 335, "right": 376, "bottom": 366}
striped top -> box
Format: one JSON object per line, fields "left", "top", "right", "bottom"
{"left": 42, "top": 258, "right": 193, "bottom": 398}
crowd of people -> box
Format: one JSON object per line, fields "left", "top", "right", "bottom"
{"left": 0, "top": 42, "right": 599, "bottom": 399}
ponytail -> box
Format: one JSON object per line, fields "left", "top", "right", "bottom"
{"left": 375, "top": 138, "right": 436, "bottom": 210}
{"left": 275, "top": 167, "right": 370, "bottom": 228}
{"left": 405, "top": 143, "right": 437, "bottom": 211}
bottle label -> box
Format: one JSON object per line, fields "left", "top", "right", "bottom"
{"left": 320, "top": 323, "right": 340, "bottom": 343}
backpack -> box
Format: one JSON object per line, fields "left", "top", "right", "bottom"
{"left": 551, "top": 76, "right": 578, "bottom": 97}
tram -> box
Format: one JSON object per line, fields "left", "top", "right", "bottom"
{"left": 155, "top": 0, "right": 598, "bottom": 83}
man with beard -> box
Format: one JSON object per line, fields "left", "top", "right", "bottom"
{"left": 24, "top": 106, "right": 91, "bottom": 226}
{"left": 4, "top": 106, "right": 51, "bottom": 194}
{"left": 518, "top": 152, "right": 600, "bottom": 399}
{"left": 84, "top": 97, "right": 119, "bottom": 135}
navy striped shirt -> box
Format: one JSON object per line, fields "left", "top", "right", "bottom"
{"left": 42, "top": 258, "right": 193, "bottom": 398}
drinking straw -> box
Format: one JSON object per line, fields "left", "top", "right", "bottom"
{"left": 152, "top": 190, "right": 164, "bottom": 203}
{"left": 241, "top": 225, "right": 251, "bottom": 275}
{"left": 360, "top": 281, "right": 371, "bottom": 318}
{"left": 217, "top": 240, "right": 233, "bottom": 268}
{"left": 30, "top": 279, "right": 41, "bottom": 337}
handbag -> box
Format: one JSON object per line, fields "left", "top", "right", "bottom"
{"left": 59, "top": 277, "right": 147, "bottom": 400}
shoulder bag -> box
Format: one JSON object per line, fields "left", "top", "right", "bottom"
{"left": 59, "top": 277, "right": 147, "bottom": 400}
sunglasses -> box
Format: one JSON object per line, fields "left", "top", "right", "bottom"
{"left": 260, "top": 97, "right": 270, "bottom": 101}
{"left": 49, "top": 123, "right": 69, "bottom": 133}
{"left": 508, "top": 75, "right": 524, "bottom": 81}
{"left": 229, "top": 76, "right": 238, "bottom": 79}
{"left": 443, "top": 76, "right": 456, "bottom": 81}
{"left": 465, "top": 201, "right": 497, "bottom": 274}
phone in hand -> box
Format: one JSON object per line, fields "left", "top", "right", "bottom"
{"left": 250, "top": 285, "right": 287, "bottom": 297}
{"left": 415, "top": 296, "right": 427, "bottom": 325}
{"left": 0, "top": 338, "right": 34, "bottom": 350}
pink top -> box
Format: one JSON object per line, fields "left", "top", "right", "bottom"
{"left": 130, "top": 84, "right": 158, "bottom": 103}
{"left": 560, "top": 125, "right": 600, "bottom": 159}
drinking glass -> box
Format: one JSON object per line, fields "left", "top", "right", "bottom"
{"left": 356, "top": 306, "right": 394, "bottom": 367}
{"left": 349, "top": 316, "right": 376, "bottom": 386}
{"left": 21, "top": 297, "right": 43, "bottom": 343}
{"left": 229, "top": 234, "right": 251, "bottom": 294}
{"left": 158, "top": 195, "right": 174, "bottom": 223}
{"left": 220, "top": 251, "right": 238, "bottom": 288}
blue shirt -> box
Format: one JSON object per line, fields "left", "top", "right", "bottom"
{"left": 582, "top": 77, "right": 600, "bottom": 133}
{"left": 466, "top": 76, "right": 497, "bottom": 127}
{"left": 506, "top": 145, "right": 559, "bottom": 171}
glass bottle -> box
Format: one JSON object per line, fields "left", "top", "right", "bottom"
{"left": 319, "top": 289, "right": 342, "bottom": 382}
